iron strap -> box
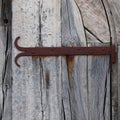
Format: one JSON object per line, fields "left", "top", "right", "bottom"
{"left": 14, "top": 37, "right": 116, "bottom": 67}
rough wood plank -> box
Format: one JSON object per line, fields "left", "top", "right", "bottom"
{"left": 75, "top": 1, "right": 111, "bottom": 119}
{"left": 12, "top": 0, "right": 62, "bottom": 120}
{"left": 88, "top": 43, "right": 110, "bottom": 120}
{"left": 103, "top": 1, "right": 118, "bottom": 120}
{"left": 12, "top": 0, "right": 112, "bottom": 120}
{"left": 74, "top": 1, "right": 111, "bottom": 119}
{"left": 12, "top": 0, "right": 42, "bottom": 120}
{"left": 107, "top": 0, "right": 120, "bottom": 44}
{"left": 0, "top": 1, "right": 4, "bottom": 118}
{"left": 61, "top": 0, "right": 88, "bottom": 119}
{"left": 0, "top": 0, "right": 12, "bottom": 120}
{"left": 75, "top": 0, "right": 110, "bottom": 43}
{"left": 40, "top": 0, "right": 62, "bottom": 120}
{"left": 118, "top": 46, "right": 120, "bottom": 120}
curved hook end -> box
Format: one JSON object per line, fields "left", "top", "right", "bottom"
{"left": 14, "top": 36, "right": 20, "bottom": 50}
{"left": 15, "top": 54, "right": 21, "bottom": 68}
{"left": 15, "top": 56, "right": 20, "bottom": 68}
{"left": 14, "top": 36, "right": 21, "bottom": 67}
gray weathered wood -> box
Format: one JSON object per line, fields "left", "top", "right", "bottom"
{"left": 75, "top": 0, "right": 110, "bottom": 43}
{"left": 7, "top": 0, "right": 114, "bottom": 120}
{"left": 61, "top": 0, "right": 88, "bottom": 119}
{"left": 103, "top": 1, "right": 118, "bottom": 119}
{"left": 12, "top": 1, "right": 43, "bottom": 120}
{"left": 0, "top": 1, "right": 4, "bottom": 118}
{"left": 118, "top": 46, "right": 120, "bottom": 120}
{"left": 88, "top": 43, "right": 110, "bottom": 120}
{"left": 0, "top": 0, "right": 12, "bottom": 120}
{"left": 76, "top": 1, "right": 118, "bottom": 119}
{"left": 107, "top": 0, "right": 120, "bottom": 44}
{"left": 40, "top": 1, "right": 62, "bottom": 119}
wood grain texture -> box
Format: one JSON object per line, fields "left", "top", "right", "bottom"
{"left": 74, "top": 1, "right": 111, "bottom": 119}
{"left": 0, "top": 0, "right": 12, "bottom": 120}
{"left": 75, "top": 0, "right": 110, "bottom": 43}
{"left": 103, "top": 1, "right": 118, "bottom": 120}
{"left": 61, "top": 0, "right": 88, "bottom": 119}
{"left": 12, "top": 0, "right": 42, "bottom": 120}
{"left": 88, "top": 43, "right": 110, "bottom": 120}
{"left": 76, "top": 1, "right": 118, "bottom": 119}
{"left": 0, "top": 1, "right": 4, "bottom": 118}
{"left": 12, "top": 0, "right": 62, "bottom": 120}
{"left": 118, "top": 46, "right": 120, "bottom": 120}
{"left": 40, "top": 0, "right": 62, "bottom": 120}
{"left": 107, "top": 0, "right": 120, "bottom": 44}
{"left": 11, "top": 0, "right": 112, "bottom": 120}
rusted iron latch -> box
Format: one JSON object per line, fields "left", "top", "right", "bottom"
{"left": 14, "top": 36, "right": 116, "bottom": 67}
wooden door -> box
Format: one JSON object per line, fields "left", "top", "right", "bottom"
{"left": 0, "top": 0, "right": 116, "bottom": 120}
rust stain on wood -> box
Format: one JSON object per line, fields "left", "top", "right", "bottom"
{"left": 66, "top": 56, "right": 75, "bottom": 93}
{"left": 32, "top": 56, "right": 40, "bottom": 60}
{"left": 45, "top": 70, "right": 50, "bottom": 89}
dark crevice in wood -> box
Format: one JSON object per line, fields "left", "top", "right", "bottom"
{"left": 39, "top": 3, "right": 46, "bottom": 118}
{"left": 84, "top": 26, "right": 104, "bottom": 43}
{"left": 3, "top": 18, "right": 8, "bottom": 24}
{"left": 39, "top": 59, "right": 45, "bottom": 120}
{"left": 68, "top": 90, "right": 73, "bottom": 120}
{"left": 5, "top": 30, "right": 9, "bottom": 54}
{"left": 62, "top": 99, "right": 66, "bottom": 120}
{"left": 38, "top": 0, "right": 42, "bottom": 47}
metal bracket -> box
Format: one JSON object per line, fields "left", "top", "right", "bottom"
{"left": 14, "top": 36, "right": 116, "bottom": 67}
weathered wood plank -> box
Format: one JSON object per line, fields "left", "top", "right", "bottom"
{"left": 0, "top": 0, "right": 12, "bottom": 120}
{"left": 0, "top": 0, "right": 4, "bottom": 118}
{"left": 61, "top": 0, "right": 88, "bottom": 119}
{"left": 107, "top": 0, "right": 120, "bottom": 44}
{"left": 40, "top": 0, "right": 62, "bottom": 120}
{"left": 12, "top": 0, "right": 42, "bottom": 120}
{"left": 118, "top": 46, "right": 120, "bottom": 120}
{"left": 74, "top": 1, "right": 111, "bottom": 119}
{"left": 88, "top": 43, "right": 110, "bottom": 120}
{"left": 12, "top": 0, "right": 112, "bottom": 120}
{"left": 12, "top": 0, "right": 62, "bottom": 120}
{"left": 75, "top": 0, "right": 110, "bottom": 43}
{"left": 103, "top": 1, "right": 118, "bottom": 120}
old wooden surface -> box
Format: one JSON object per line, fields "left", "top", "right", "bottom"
{"left": 0, "top": 0, "right": 12, "bottom": 120}
{"left": 0, "top": 0, "right": 119, "bottom": 120}
{"left": 105, "top": 0, "right": 120, "bottom": 120}
{"left": 11, "top": 0, "right": 111, "bottom": 120}
{"left": 75, "top": 0, "right": 110, "bottom": 43}
{"left": 0, "top": 1, "right": 4, "bottom": 118}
